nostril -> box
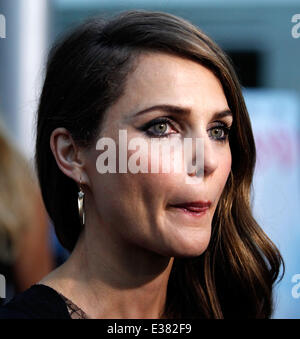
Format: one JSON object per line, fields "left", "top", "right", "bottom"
{"left": 187, "top": 168, "right": 204, "bottom": 178}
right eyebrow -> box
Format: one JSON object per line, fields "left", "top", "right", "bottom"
{"left": 133, "top": 104, "right": 191, "bottom": 117}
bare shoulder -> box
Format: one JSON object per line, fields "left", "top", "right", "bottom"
{"left": 37, "top": 264, "right": 71, "bottom": 296}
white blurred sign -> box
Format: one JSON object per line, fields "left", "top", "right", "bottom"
{"left": 244, "top": 89, "right": 300, "bottom": 319}
{"left": 0, "top": 14, "right": 6, "bottom": 39}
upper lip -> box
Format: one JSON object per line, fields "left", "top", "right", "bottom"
{"left": 170, "top": 201, "right": 211, "bottom": 209}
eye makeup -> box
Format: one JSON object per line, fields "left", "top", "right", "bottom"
{"left": 140, "top": 117, "right": 179, "bottom": 138}
{"left": 139, "top": 116, "right": 232, "bottom": 142}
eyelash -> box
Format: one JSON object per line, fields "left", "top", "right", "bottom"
{"left": 208, "top": 121, "right": 231, "bottom": 143}
{"left": 140, "top": 117, "right": 231, "bottom": 143}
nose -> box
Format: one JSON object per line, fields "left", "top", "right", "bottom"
{"left": 203, "top": 136, "right": 218, "bottom": 177}
{"left": 187, "top": 133, "right": 218, "bottom": 179}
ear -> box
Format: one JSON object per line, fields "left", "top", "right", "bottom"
{"left": 50, "top": 128, "right": 90, "bottom": 186}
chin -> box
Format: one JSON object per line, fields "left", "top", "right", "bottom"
{"left": 156, "top": 232, "right": 211, "bottom": 258}
{"left": 172, "top": 244, "right": 210, "bottom": 258}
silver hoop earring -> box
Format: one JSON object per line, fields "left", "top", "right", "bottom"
{"left": 78, "top": 179, "right": 85, "bottom": 227}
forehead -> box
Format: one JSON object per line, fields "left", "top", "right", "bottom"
{"left": 103, "top": 52, "right": 229, "bottom": 128}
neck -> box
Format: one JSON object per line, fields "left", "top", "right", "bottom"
{"left": 49, "top": 220, "right": 174, "bottom": 319}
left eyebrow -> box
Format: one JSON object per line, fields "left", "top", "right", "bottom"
{"left": 211, "top": 109, "right": 233, "bottom": 120}
{"left": 132, "top": 104, "right": 233, "bottom": 120}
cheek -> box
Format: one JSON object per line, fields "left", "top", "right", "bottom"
{"left": 216, "top": 148, "right": 232, "bottom": 196}
{"left": 127, "top": 137, "right": 185, "bottom": 175}
{"left": 125, "top": 135, "right": 184, "bottom": 180}
{"left": 126, "top": 144, "right": 181, "bottom": 203}
{"left": 223, "top": 148, "right": 232, "bottom": 178}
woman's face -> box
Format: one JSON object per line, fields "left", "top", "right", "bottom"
{"left": 83, "top": 52, "right": 232, "bottom": 258}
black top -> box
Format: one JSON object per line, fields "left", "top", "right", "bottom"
{"left": 0, "top": 284, "right": 72, "bottom": 319}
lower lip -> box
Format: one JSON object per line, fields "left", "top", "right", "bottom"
{"left": 170, "top": 206, "right": 209, "bottom": 217}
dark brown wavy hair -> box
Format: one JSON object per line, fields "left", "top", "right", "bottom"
{"left": 35, "top": 10, "right": 284, "bottom": 318}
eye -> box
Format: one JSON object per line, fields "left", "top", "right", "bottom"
{"left": 140, "top": 117, "right": 179, "bottom": 138}
{"left": 208, "top": 122, "right": 231, "bottom": 143}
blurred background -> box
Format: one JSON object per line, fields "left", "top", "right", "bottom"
{"left": 0, "top": 0, "right": 299, "bottom": 318}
